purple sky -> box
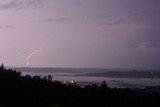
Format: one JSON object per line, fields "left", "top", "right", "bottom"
{"left": 0, "top": 0, "right": 160, "bottom": 70}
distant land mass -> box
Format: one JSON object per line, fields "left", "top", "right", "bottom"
{"left": 8, "top": 67, "right": 160, "bottom": 78}
{"left": 79, "top": 70, "right": 160, "bottom": 78}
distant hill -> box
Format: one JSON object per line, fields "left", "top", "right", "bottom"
{"left": 80, "top": 70, "right": 160, "bottom": 78}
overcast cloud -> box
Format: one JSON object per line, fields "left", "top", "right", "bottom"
{"left": 0, "top": 0, "right": 160, "bottom": 70}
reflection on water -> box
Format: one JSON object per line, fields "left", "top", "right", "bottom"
{"left": 21, "top": 72, "right": 160, "bottom": 88}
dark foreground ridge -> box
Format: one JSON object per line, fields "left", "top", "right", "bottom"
{"left": 0, "top": 64, "right": 160, "bottom": 107}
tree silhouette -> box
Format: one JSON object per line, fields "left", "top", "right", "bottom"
{"left": 0, "top": 64, "right": 160, "bottom": 107}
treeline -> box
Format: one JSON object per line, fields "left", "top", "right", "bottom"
{"left": 0, "top": 64, "right": 160, "bottom": 107}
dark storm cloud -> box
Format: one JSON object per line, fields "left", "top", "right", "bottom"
{"left": 87, "top": 0, "right": 160, "bottom": 49}
{"left": 75, "top": 1, "right": 82, "bottom": 6}
{"left": 0, "top": 23, "right": 14, "bottom": 29}
{"left": 87, "top": 13, "right": 112, "bottom": 19}
{"left": 106, "top": 19, "right": 130, "bottom": 25}
{"left": 0, "top": 0, "right": 18, "bottom": 10}
{"left": 0, "top": 0, "right": 51, "bottom": 10}
{"left": 132, "top": 8, "right": 160, "bottom": 25}
{"left": 1, "top": 0, "right": 160, "bottom": 69}
{"left": 137, "top": 30, "right": 160, "bottom": 48}
{"left": 5, "top": 25, "right": 14, "bottom": 29}
{"left": 120, "top": 33, "right": 160, "bottom": 49}
{"left": 127, "top": 4, "right": 160, "bottom": 49}
{"left": 86, "top": 0, "right": 160, "bottom": 23}
{"left": 44, "top": 17, "right": 71, "bottom": 23}
{"left": 97, "top": 19, "right": 130, "bottom": 26}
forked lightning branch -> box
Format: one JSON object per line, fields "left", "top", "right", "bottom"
{"left": 17, "top": 35, "right": 53, "bottom": 67}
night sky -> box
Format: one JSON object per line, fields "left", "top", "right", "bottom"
{"left": 0, "top": 0, "right": 160, "bottom": 70}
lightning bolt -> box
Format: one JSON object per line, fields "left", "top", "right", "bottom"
{"left": 18, "top": 36, "right": 53, "bottom": 67}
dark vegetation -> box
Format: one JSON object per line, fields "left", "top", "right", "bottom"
{"left": 1, "top": 64, "right": 160, "bottom": 107}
